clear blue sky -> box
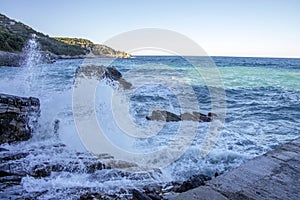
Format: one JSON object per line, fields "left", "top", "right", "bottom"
{"left": 1, "top": 0, "right": 300, "bottom": 57}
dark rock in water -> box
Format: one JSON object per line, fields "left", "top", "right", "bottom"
{"left": 75, "top": 65, "right": 132, "bottom": 89}
{"left": 85, "top": 161, "right": 105, "bottom": 173}
{"left": 30, "top": 165, "right": 52, "bottom": 178}
{"left": 79, "top": 192, "right": 117, "bottom": 200}
{"left": 0, "top": 93, "right": 40, "bottom": 144}
{"left": 148, "top": 193, "right": 162, "bottom": 200}
{"left": 53, "top": 119, "right": 60, "bottom": 135}
{"left": 132, "top": 189, "right": 152, "bottom": 200}
{"left": 146, "top": 110, "right": 181, "bottom": 122}
{"left": 175, "top": 174, "right": 211, "bottom": 193}
{"left": 105, "top": 66, "right": 122, "bottom": 81}
{"left": 0, "top": 147, "right": 9, "bottom": 152}
{"left": 214, "top": 172, "right": 219, "bottom": 177}
{"left": 146, "top": 110, "right": 213, "bottom": 122}
{"left": 0, "top": 170, "right": 16, "bottom": 177}
{"left": 0, "top": 152, "right": 29, "bottom": 161}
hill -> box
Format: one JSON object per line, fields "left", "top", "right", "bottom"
{"left": 0, "top": 13, "right": 130, "bottom": 58}
{"left": 54, "top": 37, "right": 131, "bottom": 58}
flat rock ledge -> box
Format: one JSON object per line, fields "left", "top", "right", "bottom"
{"left": 0, "top": 93, "right": 40, "bottom": 144}
{"left": 172, "top": 137, "right": 300, "bottom": 200}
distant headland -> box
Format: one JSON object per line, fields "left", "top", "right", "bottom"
{"left": 0, "top": 13, "right": 131, "bottom": 66}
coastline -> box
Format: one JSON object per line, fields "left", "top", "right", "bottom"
{"left": 0, "top": 50, "right": 131, "bottom": 67}
{"left": 172, "top": 136, "right": 300, "bottom": 200}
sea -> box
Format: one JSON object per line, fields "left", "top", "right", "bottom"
{"left": 0, "top": 53, "right": 300, "bottom": 199}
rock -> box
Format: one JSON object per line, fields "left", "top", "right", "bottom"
{"left": 105, "top": 66, "right": 122, "bottom": 81}
{"left": 132, "top": 189, "right": 152, "bottom": 200}
{"left": 146, "top": 110, "right": 213, "bottom": 122}
{"left": 30, "top": 165, "right": 52, "bottom": 178}
{"left": 0, "top": 93, "right": 40, "bottom": 144}
{"left": 148, "top": 193, "right": 162, "bottom": 200}
{"left": 0, "top": 152, "right": 29, "bottom": 162}
{"left": 0, "top": 51, "right": 21, "bottom": 66}
{"left": 180, "top": 113, "right": 198, "bottom": 121}
{"left": 75, "top": 65, "right": 131, "bottom": 89}
{"left": 106, "top": 160, "right": 138, "bottom": 169}
{"left": 85, "top": 161, "right": 105, "bottom": 173}
{"left": 192, "top": 111, "right": 212, "bottom": 122}
{"left": 175, "top": 174, "right": 211, "bottom": 193}
{"left": 146, "top": 110, "right": 181, "bottom": 122}
{"left": 0, "top": 50, "right": 55, "bottom": 67}
{"left": 53, "top": 119, "right": 60, "bottom": 135}
{"left": 79, "top": 192, "right": 117, "bottom": 200}
{"left": 0, "top": 147, "right": 9, "bottom": 152}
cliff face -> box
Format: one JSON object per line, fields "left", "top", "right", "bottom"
{"left": 0, "top": 13, "right": 131, "bottom": 60}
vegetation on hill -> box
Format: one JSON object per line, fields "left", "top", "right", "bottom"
{"left": 0, "top": 14, "right": 130, "bottom": 58}
{"left": 53, "top": 37, "right": 131, "bottom": 58}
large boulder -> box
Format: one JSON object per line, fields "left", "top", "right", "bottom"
{"left": 0, "top": 93, "right": 40, "bottom": 144}
{"left": 75, "top": 65, "right": 132, "bottom": 89}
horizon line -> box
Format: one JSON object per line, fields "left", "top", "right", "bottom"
{"left": 130, "top": 55, "right": 300, "bottom": 59}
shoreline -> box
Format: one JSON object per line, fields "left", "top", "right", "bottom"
{"left": 172, "top": 136, "right": 300, "bottom": 200}
{"left": 0, "top": 50, "right": 131, "bottom": 67}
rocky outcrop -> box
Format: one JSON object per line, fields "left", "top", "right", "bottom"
{"left": 146, "top": 110, "right": 216, "bottom": 122}
{"left": 0, "top": 93, "right": 40, "bottom": 144}
{"left": 0, "top": 51, "right": 21, "bottom": 66}
{"left": 75, "top": 65, "right": 132, "bottom": 89}
{"left": 0, "top": 50, "right": 55, "bottom": 67}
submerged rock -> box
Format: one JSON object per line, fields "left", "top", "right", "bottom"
{"left": 0, "top": 93, "right": 40, "bottom": 144}
{"left": 146, "top": 110, "right": 213, "bottom": 122}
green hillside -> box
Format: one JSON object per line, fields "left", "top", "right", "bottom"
{"left": 0, "top": 14, "right": 130, "bottom": 58}
{"left": 53, "top": 37, "right": 131, "bottom": 58}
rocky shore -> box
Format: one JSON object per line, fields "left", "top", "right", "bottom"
{"left": 0, "top": 93, "right": 40, "bottom": 144}
{"left": 0, "top": 67, "right": 215, "bottom": 199}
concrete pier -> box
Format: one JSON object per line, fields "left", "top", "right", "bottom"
{"left": 172, "top": 137, "right": 300, "bottom": 200}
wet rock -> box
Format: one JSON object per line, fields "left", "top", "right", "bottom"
{"left": 0, "top": 152, "right": 29, "bottom": 162}
{"left": 0, "top": 170, "right": 16, "bottom": 177}
{"left": 0, "top": 93, "right": 40, "bottom": 144}
{"left": 30, "top": 164, "right": 52, "bottom": 178}
{"left": 86, "top": 161, "right": 105, "bottom": 173}
{"left": 175, "top": 174, "right": 211, "bottom": 193}
{"left": 132, "top": 189, "right": 152, "bottom": 200}
{"left": 0, "top": 147, "right": 9, "bottom": 152}
{"left": 148, "top": 193, "right": 162, "bottom": 200}
{"left": 79, "top": 192, "right": 117, "bottom": 200}
{"left": 75, "top": 65, "right": 131, "bottom": 89}
{"left": 146, "top": 110, "right": 181, "bottom": 122}
{"left": 53, "top": 119, "right": 60, "bottom": 135}
{"left": 106, "top": 160, "right": 138, "bottom": 169}
{"left": 146, "top": 110, "right": 213, "bottom": 122}
{"left": 105, "top": 66, "right": 122, "bottom": 81}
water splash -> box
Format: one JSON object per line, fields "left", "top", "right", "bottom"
{"left": 20, "top": 34, "right": 43, "bottom": 95}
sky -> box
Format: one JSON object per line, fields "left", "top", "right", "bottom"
{"left": 0, "top": 0, "right": 300, "bottom": 58}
